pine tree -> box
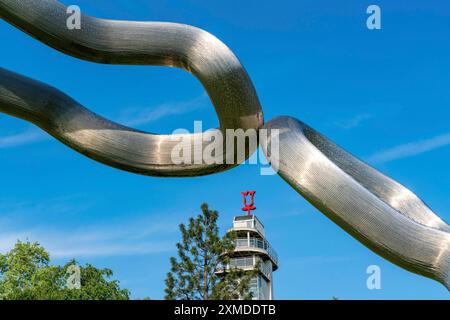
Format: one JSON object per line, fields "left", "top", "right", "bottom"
{"left": 164, "top": 203, "right": 258, "bottom": 300}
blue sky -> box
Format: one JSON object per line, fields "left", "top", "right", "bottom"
{"left": 1, "top": 0, "right": 450, "bottom": 299}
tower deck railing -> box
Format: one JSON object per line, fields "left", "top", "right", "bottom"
{"left": 234, "top": 237, "right": 279, "bottom": 266}
{"left": 218, "top": 257, "right": 272, "bottom": 279}
{"left": 232, "top": 216, "right": 265, "bottom": 236}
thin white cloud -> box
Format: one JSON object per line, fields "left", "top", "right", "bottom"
{"left": 0, "top": 202, "right": 180, "bottom": 258}
{"left": 334, "top": 113, "right": 373, "bottom": 130}
{"left": 285, "top": 256, "right": 355, "bottom": 267}
{"left": 367, "top": 133, "right": 450, "bottom": 164}
{"left": 0, "top": 194, "right": 95, "bottom": 224}
{"left": 0, "top": 129, "right": 47, "bottom": 148}
{"left": 0, "top": 232, "right": 31, "bottom": 253}
{"left": 0, "top": 219, "right": 177, "bottom": 258}
{"left": 49, "top": 241, "right": 174, "bottom": 258}
{"left": 0, "top": 94, "right": 208, "bottom": 149}
{"left": 120, "top": 94, "right": 208, "bottom": 127}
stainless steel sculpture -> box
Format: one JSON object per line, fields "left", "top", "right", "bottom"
{"left": 0, "top": 0, "right": 449, "bottom": 290}
{"left": 0, "top": 0, "right": 263, "bottom": 176}
{"left": 262, "top": 117, "right": 450, "bottom": 290}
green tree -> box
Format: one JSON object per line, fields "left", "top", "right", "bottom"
{"left": 164, "top": 203, "right": 258, "bottom": 300}
{"left": 0, "top": 240, "right": 130, "bottom": 300}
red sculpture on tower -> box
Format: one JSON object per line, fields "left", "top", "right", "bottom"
{"left": 241, "top": 190, "right": 256, "bottom": 216}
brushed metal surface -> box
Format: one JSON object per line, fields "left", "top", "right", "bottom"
{"left": 1, "top": 0, "right": 450, "bottom": 291}
{"left": 0, "top": 0, "right": 263, "bottom": 176}
{"left": 262, "top": 116, "right": 450, "bottom": 289}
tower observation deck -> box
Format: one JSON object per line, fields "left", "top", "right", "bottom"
{"left": 217, "top": 191, "right": 278, "bottom": 300}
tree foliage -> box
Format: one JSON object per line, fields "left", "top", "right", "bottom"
{"left": 164, "top": 203, "right": 258, "bottom": 300}
{"left": 0, "top": 240, "right": 130, "bottom": 300}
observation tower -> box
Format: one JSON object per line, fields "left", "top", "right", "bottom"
{"left": 218, "top": 191, "right": 279, "bottom": 300}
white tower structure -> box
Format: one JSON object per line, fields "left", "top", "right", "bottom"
{"left": 217, "top": 191, "right": 278, "bottom": 300}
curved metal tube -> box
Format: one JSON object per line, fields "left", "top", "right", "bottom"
{"left": 1, "top": 0, "right": 450, "bottom": 291}
{"left": 262, "top": 116, "right": 450, "bottom": 289}
{"left": 0, "top": 0, "right": 263, "bottom": 176}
